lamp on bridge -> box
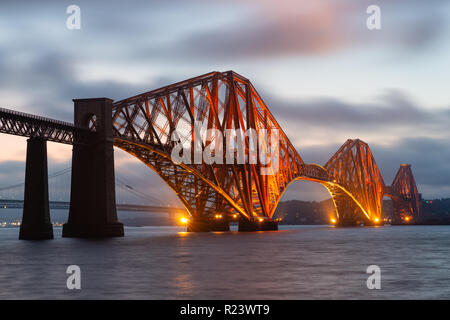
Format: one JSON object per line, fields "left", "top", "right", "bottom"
{"left": 180, "top": 217, "right": 189, "bottom": 225}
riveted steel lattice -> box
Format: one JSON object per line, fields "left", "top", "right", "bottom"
{"left": 386, "top": 164, "right": 421, "bottom": 223}
{"left": 111, "top": 71, "right": 303, "bottom": 220}
{"left": 323, "top": 139, "right": 385, "bottom": 222}
{"left": 0, "top": 107, "right": 91, "bottom": 144}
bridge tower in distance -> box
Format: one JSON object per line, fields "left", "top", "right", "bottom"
{"left": 389, "top": 164, "right": 422, "bottom": 224}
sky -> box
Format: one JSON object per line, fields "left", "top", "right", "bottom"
{"left": 0, "top": 0, "right": 449, "bottom": 204}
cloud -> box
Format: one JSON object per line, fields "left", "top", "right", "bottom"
{"left": 272, "top": 90, "right": 450, "bottom": 142}
{"left": 271, "top": 89, "right": 434, "bottom": 127}
{"left": 168, "top": 3, "right": 345, "bottom": 60}
{"left": 0, "top": 47, "right": 177, "bottom": 121}
{"left": 145, "top": 0, "right": 449, "bottom": 61}
{"left": 262, "top": 88, "right": 450, "bottom": 153}
{"left": 0, "top": 161, "right": 25, "bottom": 185}
{"left": 372, "top": 137, "right": 450, "bottom": 188}
{"left": 1, "top": 0, "right": 448, "bottom": 67}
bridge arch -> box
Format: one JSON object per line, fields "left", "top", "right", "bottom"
{"left": 272, "top": 163, "right": 372, "bottom": 225}
{"left": 113, "top": 137, "right": 250, "bottom": 220}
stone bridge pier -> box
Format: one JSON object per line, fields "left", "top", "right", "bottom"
{"left": 19, "top": 137, "right": 53, "bottom": 240}
{"left": 62, "top": 98, "right": 123, "bottom": 238}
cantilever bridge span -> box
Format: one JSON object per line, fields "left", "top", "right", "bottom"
{"left": 0, "top": 71, "right": 421, "bottom": 238}
{"left": 110, "top": 71, "right": 420, "bottom": 228}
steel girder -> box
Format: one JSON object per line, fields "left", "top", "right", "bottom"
{"left": 0, "top": 107, "right": 90, "bottom": 145}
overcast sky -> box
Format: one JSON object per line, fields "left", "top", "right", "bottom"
{"left": 0, "top": 0, "right": 449, "bottom": 204}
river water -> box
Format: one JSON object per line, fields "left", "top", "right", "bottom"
{"left": 1, "top": 209, "right": 450, "bottom": 299}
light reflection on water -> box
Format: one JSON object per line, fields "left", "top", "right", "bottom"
{"left": 0, "top": 214, "right": 450, "bottom": 299}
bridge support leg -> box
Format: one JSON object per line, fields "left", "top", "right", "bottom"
{"left": 19, "top": 138, "right": 53, "bottom": 240}
{"left": 187, "top": 218, "right": 230, "bottom": 232}
{"left": 62, "top": 98, "right": 123, "bottom": 238}
{"left": 335, "top": 219, "right": 361, "bottom": 227}
{"left": 210, "top": 219, "right": 230, "bottom": 231}
{"left": 187, "top": 218, "right": 211, "bottom": 232}
{"left": 363, "top": 219, "right": 384, "bottom": 227}
{"left": 238, "top": 218, "right": 278, "bottom": 232}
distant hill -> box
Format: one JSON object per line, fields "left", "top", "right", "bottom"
{"left": 273, "top": 199, "right": 334, "bottom": 224}
{"left": 421, "top": 198, "right": 450, "bottom": 223}
{"left": 423, "top": 198, "right": 450, "bottom": 214}
{"left": 274, "top": 198, "right": 450, "bottom": 225}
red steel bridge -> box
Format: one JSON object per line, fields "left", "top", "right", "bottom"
{"left": 0, "top": 71, "right": 421, "bottom": 238}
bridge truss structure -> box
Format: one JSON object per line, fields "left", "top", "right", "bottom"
{"left": 109, "top": 71, "right": 421, "bottom": 225}
{"left": 0, "top": 71, "right": 422, "bottom": 226}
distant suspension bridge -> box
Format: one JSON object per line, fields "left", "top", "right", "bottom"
{"left": 0, "top": 167, "right": 184, "bottom": 214}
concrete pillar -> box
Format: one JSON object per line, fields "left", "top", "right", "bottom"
{"left": 210, "top": 219, "right": 230, "bottom": 232}
{"left": 62, "top": 98, "right": 123, "bottom": 238}
{"left": 238, "top": 218, "right": 278, "bottom": 232}
{"left": 187, "top": 218, "right": 211, "bottom": 232}
{"left": 335, "top": 219, "right": 360, "bottom": 227}
{"left": 19, "top": 137, "right": 53, "bottom": 240}
{"left": 186, "top": 217, "right": 230, "bottom": 232}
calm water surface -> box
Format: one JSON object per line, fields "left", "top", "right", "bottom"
{"left": 1, "top": 209, "right": 450, "bottom": 299}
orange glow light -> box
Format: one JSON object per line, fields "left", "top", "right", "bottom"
{"left": 374, "top": 218, "right": 380, "bottom": 223}
{"left": 258, "top": 218, "right": 264, "bottom": 222}
{"left": 330, "top": 218, "right": 336, "bottom": 224}
{"left": 180, "top": 217, "right": 189, "bottom": 224}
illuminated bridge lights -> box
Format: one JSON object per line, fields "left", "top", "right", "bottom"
{"left": 180, "top": 217, "right": 189, "bottom": 225}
